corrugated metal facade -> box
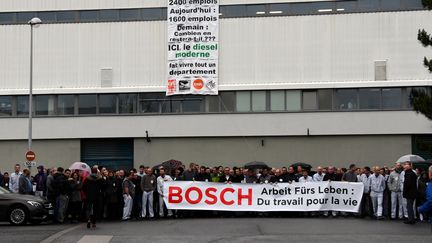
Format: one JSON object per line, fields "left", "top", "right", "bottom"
{"left": 0, "top": 11, "right": 431, "bottom": 93}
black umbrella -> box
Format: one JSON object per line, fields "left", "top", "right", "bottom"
{"left": 290, "top": 162, "right": 312, "bottom": 172}
{"left": 162, "top": 159, "right": 183, "bottom": 170}
{"left": 244, "top": 161, "right": 270, "bottom": 170}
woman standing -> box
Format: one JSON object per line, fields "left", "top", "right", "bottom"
{"left": 68, "top": 172, "right": 82, "bottom": 223}
{"left": 82, "top": 167, "right": 103, "bottom": 229}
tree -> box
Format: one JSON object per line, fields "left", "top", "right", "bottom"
{"left": 412, "top": 1, "right": 432, "bottom": 120}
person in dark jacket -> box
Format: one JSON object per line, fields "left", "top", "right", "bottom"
{"left": 68, "top": 172, "right": 82, "bottom": 223}
{"left": 323, "top": 166, "right": 341, "bottom": 217}
{"left": 18, "top": 169, "right": 33, "bottom": 195}
{"left": 33, "top": 166, "right": 47, "bottom": 198}
{"left": 219, "top": 167, "right": 233, "bottom": 183}
{"left": 419, "top": 165, "right": 432, "bottom": 224}
{"left": 82, "top": 167, "right": 103, "bottom": 229}
{"left": 196, "top": 166, "right": 211, "bottom": 182}
{"left": 402, "top": 162, "right": 418, "bottom": 224}
{"left": 1, "top": 172, "right": 10, "bottom": 189}
{"left": 53, "top": 167, "right": 71, "bottom": 224}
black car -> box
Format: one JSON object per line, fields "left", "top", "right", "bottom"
{"left": 0, "top": 187, "right": 54, "bottom": 225}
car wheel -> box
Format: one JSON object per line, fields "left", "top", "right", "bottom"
{"left": 9, "top": 206, "right": 28, "bottom": 225}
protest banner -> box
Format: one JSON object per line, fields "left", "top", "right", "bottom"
{"left": 163, "top": 181, "right": 364, "bottom": 212}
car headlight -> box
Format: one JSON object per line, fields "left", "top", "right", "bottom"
{"left": 27, "top": 201, "right": 42, "bottom": 207}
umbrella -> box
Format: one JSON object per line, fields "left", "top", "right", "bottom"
{"left": 290, "top": 162, "right": 312, "bottom": 172}
{"left": 396, "top": 154, "right": 425, "bottom": 163}
{"left": 244, "top": 161, "right": 270, "bottom": 170}
{"left": 69, "top": 162, "right": 91, "bottom": 174}
{"left": 162, "top": 159, "right": 183, "bottom": 169}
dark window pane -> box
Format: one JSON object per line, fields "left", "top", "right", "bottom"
{"left": 357, "top": 0, "right": 380, "bottom": 12}
{"left": 17, "top": 12, "right": 36, "bottom": 23}
{"left": 335, "top": 89, "right": 358, "bottom": 110}
{"left": 57, "top": 11, "right": 76, "bottom": 22}
{"left": 318, "top": 89, "right": 333, "bottom": 110}
{"left": 140, "top": 101, "right": 160, "bottom": 113}
{"left": 401, "top": 0, "right": 426, "bottom": 10}
{"left": 36, "top": 12, "right": 56, "bottom": 22}
{"left": 382, "top": 88, "right": 402, "bottom": 109}
{"left": 99, "top": 94, "right": 117, "bottom": 114}
{"left": 0, "top": 96, "right": 12, "bottom": 116}
{"left": 220, "top": 92, "right": 235, "bottom": 112}
{"left": 182, "top": 97, "right": 203, "bottom": 113}
{"left": 35, "top": 95, "right": 55, "bottom": 116}
{"left": 252, "top": 91, "right": 266, "bottom": 111}
{"left": 292, "top": 2, "right": 335, "bottom": 15}
{"left": 17, "top": 96, "right": 29, "bottom": 116}
{"left": 269, "top": 4, "right": 290, "bottom": 15}
{"left": 246, "top": 4, "right": 266, "bottom": 17}
{"left": 206, "top": 96, "right": 219, "bottom": 112}
{"left": 302, "top": 90, "right": 318, "bottom": 110}
{"left": 270, "top": 90, "right": 285, "bottom": 111}
{"left": 359, "top": 88, "right": 381, "bottom": 109}
{"left": 141, "top": 8, "right": 162, "bottom": 20}
{"left": 222, "top": 5, "right": 246, "bottom": 18}
{"left": 119, "top": 94, "right": 137, "bottom": 113}
{"left": 161, "top": 8, "right": 167, "bottom": 19}
{"left": 78, "top": 94, "right": 97, "bottom": 114}
{"left": 286, "top": 90, "right": 301, "bottom": 111}
{"left": 336, "top": 1, "right": 357, "bottom": 13}
{"left": 100, "top": 10, "right": 119, "bottom": 21}
{"left": 0, "top": 13, "right": 15, "bottom": 24}
{"left": 120, "top": 9, "right": 141, "bottom": 20}
{"left": 380, "top": 0, "right": 401, "bottom": 11}
{"left": 57, "top": 95, "right": 75, "bottom": 115}
{"left": 236, "top": 91, "right": 251, "bottom": 112}
{"left": 80, "top": 11, "right": 98, "bottom": 21}
{"left": 162, "top": 100, "right": 181, "bottom": 113}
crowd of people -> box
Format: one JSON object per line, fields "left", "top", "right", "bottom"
{"left": 0, "top": 161, "right": 431, "bottom": 228}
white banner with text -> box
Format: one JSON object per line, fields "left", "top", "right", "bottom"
{"left": 167, "top": 0, "right": 219, "bottom": 96}
{"left": 163, "top": 181, "right": 364, "bottom": 212}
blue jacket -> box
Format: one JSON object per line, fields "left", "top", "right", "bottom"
{"left": 419, "top": 182, "right": 432, "bottom": 223}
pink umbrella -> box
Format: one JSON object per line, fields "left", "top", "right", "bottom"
{"left": 69, "top": 162, "right": 91, "bottom": 175}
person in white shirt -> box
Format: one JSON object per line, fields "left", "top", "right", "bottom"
{"left": 9, "top": 164, "right": 22, "bottom": 193}
{"left": 157, "top": 168, "right": 173, "bottom": 218}
{"left": 299, "top": 170, "right": 313, "bottom": 183}
{"left": 313, "top": 166, "right": 325, "bottom": 182}
{"left": 368, "top": 166, "right": 386, "bottom": 219}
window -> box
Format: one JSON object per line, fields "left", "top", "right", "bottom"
{"left": 359, "top": 88, "right": 381, "bottom": 109}
{"left": 99, "top": 94, "right": 117, "bottom": 114}
{"left": 78, "top": 94, "right": 97, "bottom": 114}
{"left": 286, "top": 90, "right": 301, "bottom": 111}
{"left": 36, "top": 12, "right": 56, "bottom": 22}
{"left": 291, "top": 2, "right": 335, "bottom": 15}
{"left": 139, "top": 93, "right": 163, "bottom": 113}
{"left": 335, "top": 89, "right": 358, "bottom": 110}
{"left": 162, "top": 99, "right": 181, "bottom": 113}
{"left": 119, "top": 94, "right": 137, "bottom": 113}
{"left": 17, "top": 96, "right": 29, "bottom": 116}
{"left": 335, "top": 1, "right": 357, "bottom": 13}
{"left": 35, "top": 95, "right": 55, "bottom": 116}
{"left": 99, "top": 10, "right": 119, "bottom": 21}
{"left": 236, "top": 91, "right": 251, "bottom": 112}
{"left": 57, "top": 95, "right": 75, "bottom": 115}
{"left": 382, "top": 88, "right": 402, "bottom": 109}
{"left": 0, "top": 96, "right": 12, "bottom": 116}
{"left": 318, "top": 89, "right": 333, "bottom": 110}
{"left": 252, "top": 91, "right": 266, "bottom": 112}
{"left": 120, "top": 9, "right": 141, "bottom": 20}
{"left": 357, "top": 0, "right": 380, "bottom": 12}
{"left": 302, "top": 90, "right": 318, "bottom": 110}
{"left": 220, "top": 92, "right": 235, "bottom": 112}
{"left": 246, "top": 5, "right": 266, "bottom": 16}
{"left": 182, "top": 96, "right": 203, "bottom": 113}
{"left": 206, "top": 96, "right": 220, "bottom": 112}
{"left": 401, "top": 0, "right": 425, "bottom": 10}
{"left": 16, "top": 12, "right": 36, "bottom": 23}
{"left": 222, "top": 5, "right": 246, "bottom": 18}
{"left": 0, "top": 13, "right": 14, "bottom": 23}
{"left": 80, "top": 11, "right": 98, "bottom": 21}
{"left": 380, "top": 0, "right": 401, "bottom": 11}
{"left": 270, "top": 90, "right": 285, "bottom": 111}
{"left": 57, "top": 11, "right": 76, "bottom": 22}
{"left": 141, "top": 8, "right": 162, "bottom": 20}
{"left": 269, "top": 4, "right": 290, "bottom": 15}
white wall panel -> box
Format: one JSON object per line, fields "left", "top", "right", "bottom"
{"left": 0, "top": 11, "right": 431, "bottom": 94}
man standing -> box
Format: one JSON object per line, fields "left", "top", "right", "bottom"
{"left": 33, "top": 165, "right": 47, "bottom": 198}
{"left": 359, "top": 166, "right": 372, "bottom": 217}
{"left": 46, "top": 168, "right": 57, "bottom": 205}
{"left": 9, "top": 164, "right": 22, "bottom": 193}
{"left": 387, "top": 163, "right": 403, "bottom": 220}
{"left": 323, "top": 166, "right": 340, "bottom": 217}
{"left": 18, "top": 169, "right": 33, "bottom": 195}
{"left": 196, "top": 166, "right": 211, "bottom": 182}
{"left": 368, "top": 166, "right": 386, "bottom": 220}
{"left": 258, "top": 168, "right": 272, "bottom": 184}
{"left": 342, "top": 164, "right": 358, "bottom": 182}
{"left": 157, "top": 168, "right": 173, "bottom": 218}
{"left": 53, "top": 167, "right": 71, "bottom": 224}
{"left": 419, "top": 165, "right": 432, "bottom": 224}
{"left": 219, "top": 167, "right": 233, "bottom": 183}
{"left": 313, "top": 166, "right": 325, "bottom": 182}
{"left": 122, "top": 172, "right": 135, "bottom": 221}
{"left": 183, "top": 163, "right": 197, "bottom": 181}
{"left": 403, "top": 162, "right": 418, "bottom": 224}
{"left": 141, "top": 168, "right": 156, "bottom": 219}
{"left": 298, "top": 170, "right": 313, "bottom": 182}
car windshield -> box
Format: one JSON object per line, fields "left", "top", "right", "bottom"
{"left": 0, "top": 187, "right": 11, "bottom": 194}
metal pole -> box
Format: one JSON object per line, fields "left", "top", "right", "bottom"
{"left": 28, "top": 24, "right": 33, "bottom": 152}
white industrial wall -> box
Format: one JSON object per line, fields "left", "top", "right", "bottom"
{"left": 0, "top": 11, "right": 432, "bottom": 95}
{"left": 0, "top": 0, "right": 329, "bottom": 11}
